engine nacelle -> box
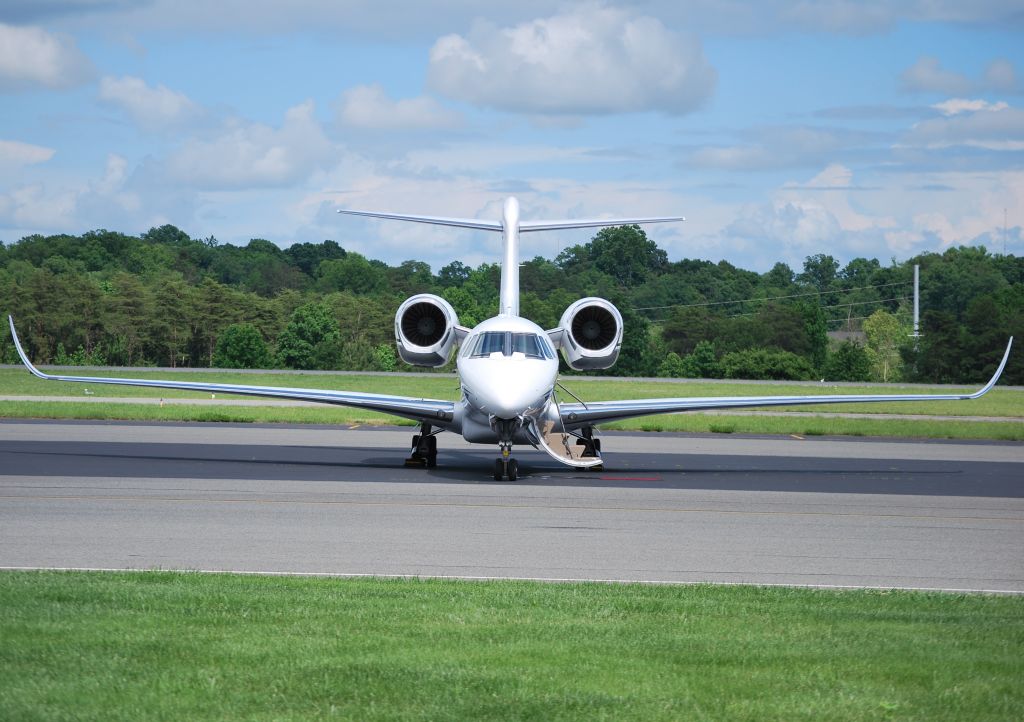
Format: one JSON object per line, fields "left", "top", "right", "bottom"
{"left": 394, "top": 294, "right": 460, "bottom": 367}
{"left": 555, "top": 297, "right": 623, "bottom": 370}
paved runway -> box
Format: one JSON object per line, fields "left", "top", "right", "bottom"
{"left": 1, "top": 420, "right": 1022, "bottom": 592}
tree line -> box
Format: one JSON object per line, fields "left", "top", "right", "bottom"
{"left": 1, "top": 223, "right": 1021, "bottom": 384}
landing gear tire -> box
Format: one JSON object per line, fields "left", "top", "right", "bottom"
{"left": 406, "top": 425, "right": 438, "bottom": 468}
{"left": 425, "top": 435, "right": 437, "bottom": 468}
{"left": 493, "top": 457, "right": 519, "bottom": 481}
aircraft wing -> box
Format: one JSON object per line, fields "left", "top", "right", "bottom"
{"left": 558, "top": 337, "right": 1013, "bottom": 428}
{"left": 7, "top": 316, "right": 455, "bottom": 426}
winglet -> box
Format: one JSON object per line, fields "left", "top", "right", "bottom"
{"left": 968, "top": 336, "right": 1013, "bottom": 399}
{"left": 7, "top": 315, "right": 51, "bottom": 380}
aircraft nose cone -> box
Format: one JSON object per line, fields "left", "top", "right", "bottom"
{"left": 479, "top": 386, "right": 533, "bottom": 419}
{"left": 460, "top": 358, "right": 552, "bottom": 419}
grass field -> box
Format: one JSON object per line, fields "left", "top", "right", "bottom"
{"left": 1, "top": 571, "right": 1021, "bottom": 721}
{"left": 1, "top": 367, "right": 1022, "bottom": 440}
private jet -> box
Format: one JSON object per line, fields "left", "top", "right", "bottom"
{"left": 7, "top": 196, "right": 1013, "bottom": 480}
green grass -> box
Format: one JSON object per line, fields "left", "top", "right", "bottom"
{"left": 2, "top": 401, "right": 1022, "bottom": 440}
{"left": 1, "top": 571, "right": 1021, "bottom": 721}
{"left": 1, "top": 368, "right": 1022, "bottom": 440}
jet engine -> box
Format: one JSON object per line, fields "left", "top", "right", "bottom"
{"left": 394, "top": 294, "right": 460, "bottom": 367}
{"left": 555, "top": 297, "right": 623, "bottom": 370}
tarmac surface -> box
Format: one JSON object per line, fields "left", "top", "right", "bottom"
{"left": 1, "top": 420, "right": 1022, "bottom": 592}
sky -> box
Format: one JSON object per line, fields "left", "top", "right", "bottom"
{"left": 1, "top": 0, "right": 1023, "bottom": 273}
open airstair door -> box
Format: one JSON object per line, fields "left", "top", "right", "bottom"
{"left": 528, "top": 399, "right": 604, "bottom": 469}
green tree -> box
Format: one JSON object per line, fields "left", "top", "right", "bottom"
{"left": 437, "top": 261, "right": 471, "bottom": 287}
{"left": 558, "top": 225, "right": 667, "bottom": 288}
{"left": 823, "top": 341, "right": 872, "bottom": 381}
{"left": 719, "top": 348, "right": 815, "bottom": 380}
{"left": 904, "top": 311, "right": 964, "bottom": 383}
{"left": 680, "top": 340, "right": 720, "bottom": 378}
{"left": 657, "top": 352, "right": 687, "bottom": 378}
{"left": 798, "top": 253, "right": 840, "bottom": 293}
{"left": 862, "top": 309, "right": 907, "bottom": 382}
{"left": 214, "top": 323, "right": 271, "bottom": 369}
{"left": 276, "top": 301, "right": 341, "bottom": 370}
{"left": 193, "top": 277, "right": 238, "bottom": 366}
{"left": 101, "top": 272, "right": 154, "bottom": 366}
{"left": 374, "top": 343, "right": 398, "bottom": 372}
{"left": 284, "top": 239, "right": 345, "bottom": 276}
{"left": 151, "top": 274, "right": 194, "bottom": 367}
{"left": 607, "top": 304, "right": 651, "bottom": 376}
{"left": 316, "top": 253, "right": 387, "bottom": 295}
{"left": 388, "top": 260, "right": 434, "bottom": 297}
{"left": 796, "top": 300, "right": 829, "bottom": 370}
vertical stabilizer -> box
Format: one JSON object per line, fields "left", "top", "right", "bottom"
{"left": 500, "top": 196, "right": 520, "bottom": 316}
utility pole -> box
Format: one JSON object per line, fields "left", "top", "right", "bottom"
{"left": 909, "top": 264, "right": 921, "bottom": 355}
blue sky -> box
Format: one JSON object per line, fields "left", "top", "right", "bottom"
{"left": 2, "top": 1, "right": 1022, "bottom": 272}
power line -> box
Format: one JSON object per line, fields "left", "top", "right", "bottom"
{"left": 822, "top": 297, "right": 908, "bottom": 310}
{"left": 819, "top": 317, "right": 876, "bottom": 325}
{"left": 633, "top": 280, "right": 910, "bottom": 312}
{"left": 647, "top": 296, "right": 909, "bottom": 323}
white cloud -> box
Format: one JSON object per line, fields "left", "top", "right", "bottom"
{"left": 162, "top": 101, "right": 336, "bottom": 189}
{"left": 901, "top": 56, "right": 1020, "bottom": 95}
{"left": 984, "top": 58, "right": 1018, "bottom": 92}
{"left": 98, "top": 75, "right": 202, "bottom": 130}
{"left": 0, "top": 139, "right": 55, "bottom": 167}
{"left": 336, "top": 84, "right": 461, "bottom": 130}
{"left": 686, "top": 127, "right": 874, "bottom": 171}
{"left": 0, "top": 153, "right": 147, "bottom": 233}
{"left": 713, "top": 163, "right": 1024, "bottom": 267}
{"left": 0, "top": 22, "right": 94, "bottom": 91}
{"left": 900, "top": 57, "right": 973, "bottom": 95}
{"left": 908, "top": 104, "right": 1024, "bottom": 150}
{"left": 427, "top": 5, "right": 716, "bottom": 116}
{"left": 932, "top": 98, "right": 1009, "bottom": 116}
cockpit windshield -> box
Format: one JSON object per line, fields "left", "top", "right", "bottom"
{"left": 465, "top": 332, "right": 555, "bottom": 360}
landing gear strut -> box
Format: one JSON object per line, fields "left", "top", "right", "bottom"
{"left": 493, "top": 442, "right": 518, "bottom": 481}
{"left": 406, "top": 423, "right": 438, "bottom": 468}
{"left": 576, "top": 426, "right": 603, "bottom": 470}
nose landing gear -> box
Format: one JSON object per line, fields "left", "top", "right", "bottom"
{"left": 493, "top": 442, "right": 518, "bottom": 481}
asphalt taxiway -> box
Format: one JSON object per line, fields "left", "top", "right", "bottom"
{"left": 1, "top": 420, "right": 1021, "bottom": 592}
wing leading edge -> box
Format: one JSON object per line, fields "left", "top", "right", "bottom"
{"left": 559, "top": 337, "right": 1013, "bottom": 428}
{"left": 7, "top": 316, "right": 455, "bottom": 426}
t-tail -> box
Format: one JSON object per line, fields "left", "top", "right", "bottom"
{"left": 338, "top": 196, "right": 684, "bottom": 318}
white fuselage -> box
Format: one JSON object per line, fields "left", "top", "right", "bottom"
{"left": 450, "top": 196, "right": 559, "bottom": 444}
{"left": 456, "top": 315, "right": 558, "bottom": 443}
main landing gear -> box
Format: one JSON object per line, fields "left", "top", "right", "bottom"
{"left": 493, "top": 442, "right": 518, "bottom": 481}
{"left": 406, "top": 423, "right": 438, "bottom": 468}
{"left": 577, "top": 426, "right": 601, "bottom": 464}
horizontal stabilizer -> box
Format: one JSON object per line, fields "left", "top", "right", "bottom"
{"left": 336, "top": 208, "right": 501, "bottom": 232}
{"left": 520, "top": 216, "right": 684, "bottom": 232}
